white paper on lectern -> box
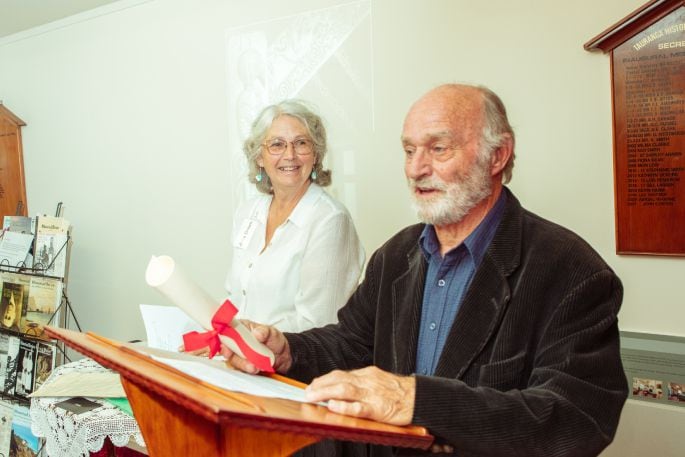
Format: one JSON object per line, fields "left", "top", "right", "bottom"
{"left": 139, "top": 304, "right": 203, "bottom": 351}
{"left": 151, "top": 355, "right": 316, "bottom": 404}
{"left": 144, "top": 255, "right": 275, "bottom": 366}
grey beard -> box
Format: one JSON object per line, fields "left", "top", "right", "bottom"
{"left": 409, "top": 161, "right": 492, "bottom": 226}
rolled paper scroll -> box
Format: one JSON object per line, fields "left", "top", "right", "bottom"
{"left": 145, "top": 255, "right": 275, "bottom": 371}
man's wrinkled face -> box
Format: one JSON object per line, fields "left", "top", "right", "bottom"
{"left": 402, "top": 87, "right": 493, "bottom": 226}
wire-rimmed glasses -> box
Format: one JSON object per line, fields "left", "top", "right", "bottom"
{"left": 262, "top": 137, "right": 314, "bottom": 156}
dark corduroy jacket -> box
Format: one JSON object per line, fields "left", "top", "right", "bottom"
{"left": 286, "top": 189, "right": 628, "bottom": 457}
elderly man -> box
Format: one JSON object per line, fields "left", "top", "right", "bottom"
{"left": 227, "top": 84, "right": 628, "bottom": 456}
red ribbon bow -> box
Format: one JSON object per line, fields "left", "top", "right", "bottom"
{"left": 182, "top": 299, "right": 274, "bottom": 373}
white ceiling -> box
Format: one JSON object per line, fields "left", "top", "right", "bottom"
{"left": 0, "top": 0, "right": 123, "bottom": 38}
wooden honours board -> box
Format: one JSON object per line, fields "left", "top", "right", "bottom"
{"left": 0, "top": 104, "right": 28, "bottom": 220}
{"left": 613, "top": 7, "right": 685, "bottom": 255}
{"left": 586, "top": 1, "right": 685, "bottom": 255}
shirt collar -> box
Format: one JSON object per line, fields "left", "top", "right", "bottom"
{"left": 285, "top": 183, "right": 323, "bottom": 228}
{"left": 419, "top": 190, "right": 507, "bottom": 265}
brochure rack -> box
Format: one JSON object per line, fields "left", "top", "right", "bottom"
{"left": 0, "top": 205, "right": 77, "bottom": 405}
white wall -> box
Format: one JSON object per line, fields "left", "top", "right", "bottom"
{"left": 1, "top": 0, "right": 683, "bottom": 455}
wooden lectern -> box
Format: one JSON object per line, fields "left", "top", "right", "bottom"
{"left": 45, "top": 326, "right": 433, "bottom": 456}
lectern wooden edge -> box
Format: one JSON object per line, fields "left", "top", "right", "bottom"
{"left": 45, "top": 326, "right": 433, "bottom": 456}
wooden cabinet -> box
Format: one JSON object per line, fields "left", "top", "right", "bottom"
{"left": 0, "top": 104, "right": 28, "bottom": 219}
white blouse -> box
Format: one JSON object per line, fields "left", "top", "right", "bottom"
{"left": 225, "top": 184, "right": 365, "bottom": 333}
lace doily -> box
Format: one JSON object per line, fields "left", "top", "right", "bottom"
{"left": 30, "top": 358, "right": 145, "bottom": 457}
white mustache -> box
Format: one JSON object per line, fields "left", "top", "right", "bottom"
{"left": 409, "top": 177, "right": 448, "bottom": 192}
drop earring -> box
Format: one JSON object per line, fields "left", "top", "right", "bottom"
{"left": 256, "top": 167, "right": 263, "bottom": 182}
{"left": 311, "top": 169, "right": 317, "bottom": 180}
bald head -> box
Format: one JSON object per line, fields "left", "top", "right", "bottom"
{"left": 403, "top": 84, "right": 515, "bottom": 183}
{"left": 408, "top": 84, "right": 486, "bottom": 119}
{"left": 404, "top": 85, "right": 484, "bottom": 151}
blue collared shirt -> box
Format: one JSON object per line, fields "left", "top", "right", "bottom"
{"left": 415, "top": 192, "right": 507, "bottom": 375}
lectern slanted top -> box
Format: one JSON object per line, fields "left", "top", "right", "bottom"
{"left": 45, "top": 326, "right": 433, "bottom": 457}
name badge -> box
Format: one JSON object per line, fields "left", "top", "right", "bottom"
{"left": 234, "top": 219, "right": 258, "bottom": 250}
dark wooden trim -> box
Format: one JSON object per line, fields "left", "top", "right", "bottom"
{"left": 584, "top": 0, "right": 685, "bottom": 53}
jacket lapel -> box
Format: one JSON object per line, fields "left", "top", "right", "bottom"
{"left": 391, "top": 243, "right": 426, "bottom": 375}
{"left": 433, "top": 257, "right": 511, "bottom": 378}
{"left": 434, "top": 188, "right": 523, "bottom": 378}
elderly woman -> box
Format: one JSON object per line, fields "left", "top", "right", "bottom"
{"left": 225, "top": 100, "right": 364, "bottom": 332}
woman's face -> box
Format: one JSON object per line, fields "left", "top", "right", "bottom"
{"left": 3, "top": 300, "right": 15, "bottom": 328}
{"left": 258, "top": 115, "right": 316, "bottom": 195}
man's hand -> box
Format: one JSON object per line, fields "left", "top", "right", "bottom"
{"left": 304, "top": 366, "right": 415, "bottom": 426}
{"left": 219, "top": 320, "right": 292, "bottom": 374}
